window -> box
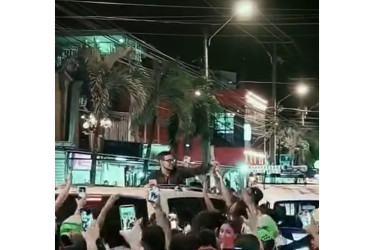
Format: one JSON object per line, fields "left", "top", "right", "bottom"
{"left": 214, "top": 113, "right": 235, "bottom": 133}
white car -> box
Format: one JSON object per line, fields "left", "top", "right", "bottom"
{"left": 55, "top": 185, "right": 225, "bottom": 229}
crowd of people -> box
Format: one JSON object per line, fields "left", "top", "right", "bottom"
{"left": 55, "top": 152, "right": 319, "bottom": 250}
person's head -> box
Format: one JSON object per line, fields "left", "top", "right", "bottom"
{"left": 262, "top": 240, "right": 275, "bottom": 250}
{"left": 218, "top": 219, "right": 242, "bottom": 242}
{"left": 157, "top": 151, "right": 175, "bottom": 171}
{"left": 59, "top": 216, "right": 83, "bottom": 246}
{"left": 142, "top": 225, "right": 166, "bottom": 250}
{"left": 191, "top": 211, "right": 225, "bottom": 233}
{"left": 246, "top": 187, "right": 264, "bottom": 206}
{"left": 103, "top": 180, "right": 109, "bottom": 185}
{"left": 198, "top": 229, "right": 217, "bottom": 249}
{"left": 169, "top": 233, "right": 199, "bottom": 250}
{"left": 234, "top": 234, "right": 262, "bottom": 250}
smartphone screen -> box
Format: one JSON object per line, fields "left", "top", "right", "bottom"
{"left": 77, "top": 186, "right": 87, "bottom": 199}
{"left": 80, "top": 209, "right": 93, "bottom": 232}
{"left": 148, "top": 186, "right": 160, "bottom": 203}
{"left": 119, "top": 205, "right": 136, "bottom": 230}
{"left": 299, "top": 210, "right": 312, "bottom": 229}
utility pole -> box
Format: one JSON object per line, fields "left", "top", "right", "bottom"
{"left": 271, "top": 43, "right": 277, "bottom": 166}
{"left": 204, "top": 32, "right": 209, "bottom": 79}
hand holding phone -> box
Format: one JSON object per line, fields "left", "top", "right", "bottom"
{"left": 80, "top": 208, "right": 94, "bottom": 232}
{"left": 299, "top": 210, "right": 312, "bottom": 229}
{"left": 148, "top": 186, "right": 160, "bottom": 204}
{"left": 78, "top": 186, "right": 87, "bottom": 199}
{"left": 119, "top": 205, "right": 136, "bottom": 231}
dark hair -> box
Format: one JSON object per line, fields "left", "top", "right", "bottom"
{"left": 250, "top": 187, "right": 264, "bottom": 206}
{"left": 157, "top": 151, "right": 173, "bottom": 161}
{"left": 229, "top": 199, "right": 248, "bottom": 219}
{"left": 262, "top": 239, "right": 275, "bottom": 250}
{"left": 198, "top": 229, "right": 217, "bottom": 249}
{"left": 191, "top": 211, "right": 226, "bottom": 233}
{"left": 169, "top": 233, "right": 199, "bottom": 250}
{"left": 142, "top": 225, "right": 166, "bottom": 250}
{"left": 234, "top": 234, "right": 261, "bottom": 250}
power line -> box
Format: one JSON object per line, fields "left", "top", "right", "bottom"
{"left": 56, "top": 2, "right": 318, "bottom": 129}
{"left": 55, "top": 28, "right": 318, "bottom": 38}
{"left": 56, "top": 3, "right": 202, "bottom": 77}
{"left": 56, "top": 15, "right": 319, "bottom": 21}
{"left": 56, "top": 0, "right": 319, "bottom": 12}
{"left": 56, "top": 16, "right": 318, "bottom": 26}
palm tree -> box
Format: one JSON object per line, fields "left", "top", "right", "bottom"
{"left": 78, "top": 46, "right": 150, "bottom": 184}
{"left": 277, "top": 126, "right": 319, "bottom": 167}
{"left": 277, "top": 126, "right": 302, "bottom": 166}
{"left": 132, "top": 62, "right": 194, "bottom": 173}
{"left": 167, "top": 77, "right": 222, "bottom": 166}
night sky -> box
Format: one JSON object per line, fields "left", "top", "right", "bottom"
{"left": 56, "top": 0, "right": 319, "bottom": 125}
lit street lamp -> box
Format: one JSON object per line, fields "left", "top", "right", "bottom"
{"left": 204, "top": 0, "right": 256, "bottom": 78}
{"left": 295, "top": 83, "right": 309, "bottom": 96}
{"left": 277, "top": 83, "right": 310, "bottom": 106}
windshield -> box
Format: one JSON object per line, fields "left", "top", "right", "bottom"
{"left": 273, "top": 200, "right": 319, "bottom": 228}
{"left": 167, "top": 197, "right": 226, "bottom": 226}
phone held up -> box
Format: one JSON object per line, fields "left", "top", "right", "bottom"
{"left": 148, "top": 179, "right": 160, "bottom": 203}
{"left": 77, "top": 186, "right": 87, "bottom": 199}
{"left": 119, "top": 205, "right": 137, "bottom": 231}
{"left": 80, "top": 208, "right": 94, "bottom": 232}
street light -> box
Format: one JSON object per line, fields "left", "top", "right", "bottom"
{"left": 234, "top": 0, "right": 256, "bottom": 18}
{"left": 194, "top": 90, "right": 202, "bottom": 96}
{"left": 277, "top": 83, "right": 309, "bottom": 106}
{"left": 295, "top": 83, "right": 309, "bottom": 96}
{"left": 205, "top": 0, "right": 256, "bottom": 78}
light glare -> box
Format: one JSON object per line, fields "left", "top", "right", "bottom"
{"left": 234, "top": 1, "right": 255, "bottom": 18}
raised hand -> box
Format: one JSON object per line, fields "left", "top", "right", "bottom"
{"left": 74, "top": 196, "right": 87, "bottom": 215}
{"left": 96, "top": 194, "right": 120, "bottom": 228}
{"left": 82, "top": 221, "right": 100, "bottom": 243}
{"left": 213, "top": 165, "right": 223, "bottom": 180}
{"left": 120, "top": 218, "right": 143, "bottom": 250}
{"left": 241, "top": 208, "right": 258, "bottom": 233}
{"left": 55, "top": 171, "right": 73, "bottom": 213}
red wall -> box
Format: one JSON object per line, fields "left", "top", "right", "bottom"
{"left": 175, "top": 137, "right": 245, "bottom": 166}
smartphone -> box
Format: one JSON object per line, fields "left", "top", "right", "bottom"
{"left": 80, "top": 208, "right": 94, "bottom": 232}
{"left": 77, "top": 186, "right": 87, "bottom": 199}
{"left": 148, "top": 186, "right": 160, "bottom": 203}
{"left": 168, "top": 213, "right": 178, "bottom": 230}
{"left": 119, "top": 205, "right": 136, "bottom": 230}
{"left": 183, "top": 156, "right": 191, "bottom": 167}
{"left": 299, "top": 210, "right": 312, "bottom": 229}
